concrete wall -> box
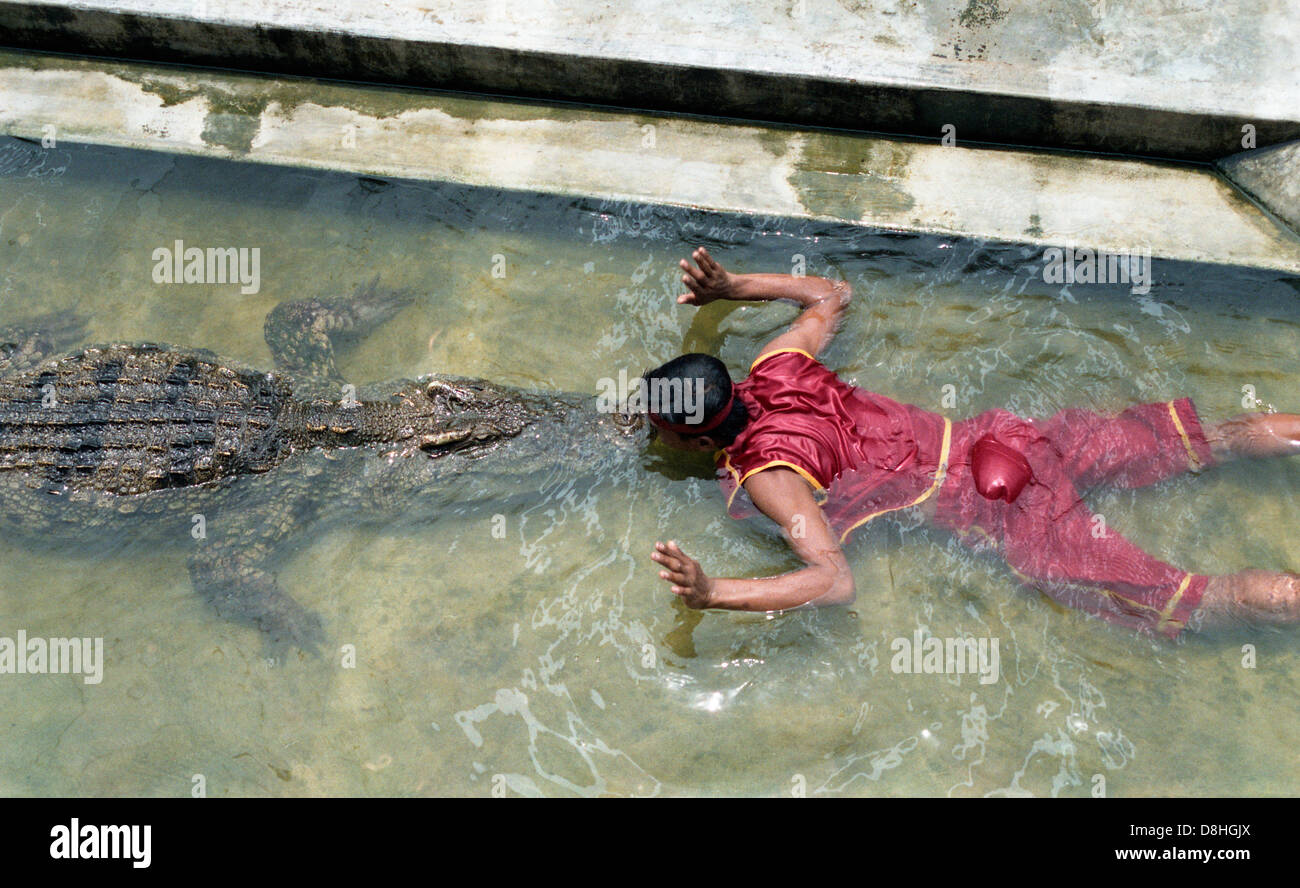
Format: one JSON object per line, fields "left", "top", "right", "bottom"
{"left": 1, "top": 0, "right": 1297, "bottom": 161}
{"left": 4, "top": 50, "right": 1297, "bottom": 273}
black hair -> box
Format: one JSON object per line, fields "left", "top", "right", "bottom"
{"left": 642, "top": 353, "right": 749, "bottom": 446}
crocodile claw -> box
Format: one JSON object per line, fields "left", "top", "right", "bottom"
{"left": 189, "top": 553, "right": 328, "bottom": 658}
{"left": 260, "top": 607, "right": 327, "bottom": 660}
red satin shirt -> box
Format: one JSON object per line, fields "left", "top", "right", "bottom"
{"left": 717, "top": 349, "right": 952, "bottom": 542}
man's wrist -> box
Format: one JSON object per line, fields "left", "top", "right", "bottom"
{"left": 718, "top": 272, "right": 741, "bottom": 302}
{"left": 700, "top": 575, "right": 720, "bottom": 607}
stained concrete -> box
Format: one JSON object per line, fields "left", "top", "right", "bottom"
{"left": 0, "top": 0, "right": 1297, "bottom": 160}
{"left": 3, "top": 50, "right": 1297, "bottom": 273}
{"left": 1218, "top": 140, "right": 1300, "bottom": 234}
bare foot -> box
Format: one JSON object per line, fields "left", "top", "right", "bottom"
{"left": 1207, "top": 413, "right": 1300, "bottom": 462}
{"left": 1199, "top": 569, "right": 1300, "bottom": 628}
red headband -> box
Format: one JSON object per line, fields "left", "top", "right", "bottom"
{"left": 648, "top": 385, "right": 735, "bottom": 436}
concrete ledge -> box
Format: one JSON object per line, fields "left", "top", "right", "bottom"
{"left": 3, "top": 50, "right": 1297, "bottom": 274}
{"left": 1218, "top": 140, "right": 1300, "bottom": 235}
{"left": 1, "top": 0, "right": 1298, "bottom": 162}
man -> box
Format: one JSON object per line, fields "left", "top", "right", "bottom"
{"left": 648, "top": 248, "right": 1300, "bottom": 638}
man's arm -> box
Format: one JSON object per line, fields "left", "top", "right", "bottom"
{"left": 651, "top": 468, "right": 855, "bottom": 611}
{"left": 678, "top": 247, "right": 851, "bottom": 361}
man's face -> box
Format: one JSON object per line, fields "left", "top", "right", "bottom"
{"left": 650, "top": 425, "right": 716, "bottom": 452}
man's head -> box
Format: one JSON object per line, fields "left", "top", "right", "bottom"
{"left": 642, "top": 353, "right": 749, "bottom": 451}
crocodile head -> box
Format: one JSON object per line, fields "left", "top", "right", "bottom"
{"left": 382, "top": 377, "right": 538, "bottom": 451}
{"left": 358, "top": 374, "right": 648, "bottom": 510}
{"left": 380, "top": 375, "right": 644, "bottom": 452}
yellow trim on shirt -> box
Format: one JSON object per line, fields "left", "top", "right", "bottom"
{"left": 720, "top": 451, "right": 744, "bottom": 511}
{"left": 1156, "top": 573, "right": 1193, "bottom": 634}
{"left": 838, "top": 417, "right": 953, "bottom": 544}
{"left": 749, "top": 347, "right": 815, "bottom": 373}
{"left": 1167, "top": 400, "right": 1201, "bottom": 471}
{"left": 738, "top": 459, "right": 825, "bottom": 493}
{"left": 722, "top": 451, "right": 828, "bottom": 511}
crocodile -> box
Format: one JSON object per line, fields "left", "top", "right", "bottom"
{"left": 0, "top": 280, "right": 645, "bottom": 652}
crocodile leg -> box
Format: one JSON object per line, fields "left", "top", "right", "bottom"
{"left": 186, "top": 469, "right": 328, "bottom": 655}
{"left": 0, "top": 312, "right": 87, "bottom": 374}
{"left": 263, "top": 275, "right": 416, "bottom": 398}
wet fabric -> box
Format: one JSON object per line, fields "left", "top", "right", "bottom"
{"left": 931, "top": 400, "right": 1213, "bottom": 638}
{"left": 717, "top": 349, "right": 950, "bottom": 535}
{"left": 716, "top": 349, "right": 1215, "bottom": 638}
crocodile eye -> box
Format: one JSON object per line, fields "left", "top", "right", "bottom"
{"left": 613, "top": 408, "right": 644, "bottom": 432}
{"left": 425, "top": 380, "right": 479, "bottom": 409}
{"left": 423, "top": 383, "right": 450, "bottom": 406}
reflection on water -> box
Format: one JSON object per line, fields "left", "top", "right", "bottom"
{"left": 0, "top": 136, "right": 1297, "bottom": 796}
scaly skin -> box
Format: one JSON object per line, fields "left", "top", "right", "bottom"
{"left": 0, "top": 281, "right": 645, "bottom": 652}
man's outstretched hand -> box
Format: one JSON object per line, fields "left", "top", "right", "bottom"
{"left": 651, "top": 540, "right": 714, "bottom": 608}
{"left": 678, "top": 247, "right": 733, "bottom": 306}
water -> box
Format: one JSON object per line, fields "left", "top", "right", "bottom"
{"left": 1, "top": 135, "right": 1297, "bottom": 797}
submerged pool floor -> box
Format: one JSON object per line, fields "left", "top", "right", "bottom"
{"left": 0, "top": 136, "right": 1297, "bottom": 796}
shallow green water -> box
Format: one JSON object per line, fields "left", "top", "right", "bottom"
{"left": 0, "top": 136, "right": 1297, "bottom": 797}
